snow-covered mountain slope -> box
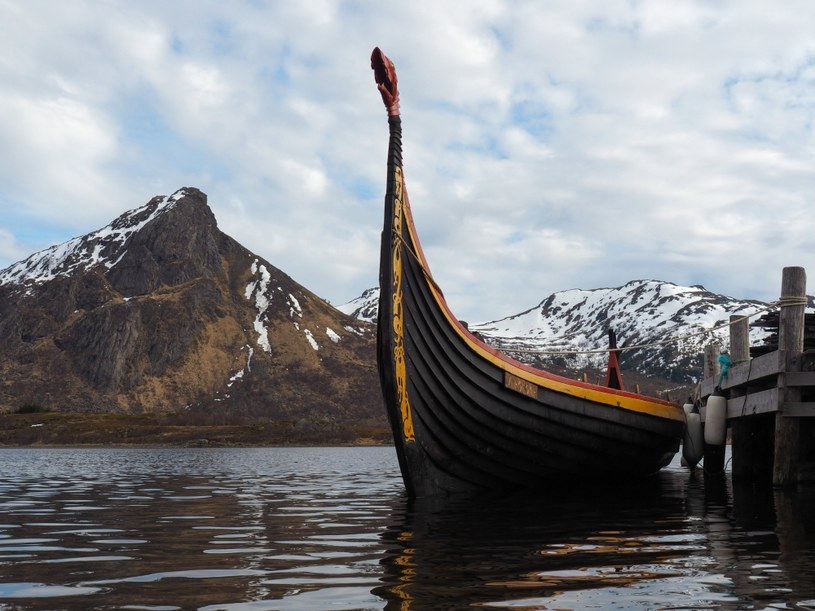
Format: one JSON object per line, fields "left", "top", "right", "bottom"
{"left": 472, "top": 280, "right": 776, "bottom": 379}
{"left": 339, "top": 281, "right": 810, "bottom": 383}
{"left": 0, "top": 190, "right": 186, "bottom": 289}
{"left": 336, "top": 287, "right": 379, "bottom": 323}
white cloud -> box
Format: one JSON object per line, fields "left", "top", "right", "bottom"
{"left": 0, "top": 226, "right": 26, "bottom": 265}
{"left": 0, "top": 92, "right": 124, "bottom": 219}
{"left": 1, "top": 0, "right": 815, "bottom": 321}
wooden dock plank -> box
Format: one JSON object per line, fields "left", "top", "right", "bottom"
{"left": 780, "top": 402, "right": 815, "bottom": 417}
{"left": 726, "top": 388, "right": 780, "bottom": 418}
{"left": 784, "top": 371, "right": 815, "bottom": 387}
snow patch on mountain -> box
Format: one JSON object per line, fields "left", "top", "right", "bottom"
{"left": 304, "top": 329, "right": 318, "bottom": 351}
{"left": 245, "top": 258, "right": 273, "bottom": 354}
{"left": 288, "top": 294, "right": 303, "bottom": 318}
{"left": 0, "top": 188, "right": 188, "bottom": 288}
{"left": 228, "top": 345, "right": 254, "bottom": 388}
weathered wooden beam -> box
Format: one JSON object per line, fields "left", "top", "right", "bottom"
{"left": 727, "top": 387, "right": 780, "bottom": 418}
{"left": 774, "top": 266, "right": 807, "bottom": 487}
{"left": 784, "top": 371, "right": 815, "bottom": 387}
{"left": 780, "top": 403, "right": 815, "bottom": 417}
{"left": 730, "top": 318, "right": 776, "bottom": 484}
{"left": 730, "top": 313, "right": 752, "bottom": 481}
{"left": 704, "top": 343, "right": 720, "bottom": 382}
{"left": 730, "top": 314, "right": 750, "bottom": 363}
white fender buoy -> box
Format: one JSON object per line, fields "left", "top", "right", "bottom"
{"left": 704, "top": 392, "right": 727, "bottom": 446}
{"left": 682, "top": 411, "right": 704, "bottom": 468}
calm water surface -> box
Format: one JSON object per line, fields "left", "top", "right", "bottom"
{"left": 1, "top": 447, "right": 814, "bottom": 610}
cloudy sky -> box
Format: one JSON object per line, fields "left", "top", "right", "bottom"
{"left": 1, "top": 1, "right": 814, "bottom": 322}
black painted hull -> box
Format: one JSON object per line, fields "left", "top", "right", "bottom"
{"left": 377, "top": 117, "right": 684, "bottom": 498}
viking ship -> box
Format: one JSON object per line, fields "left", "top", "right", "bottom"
{"left": 371, "top": 48, "right": 685, "bottom": 497}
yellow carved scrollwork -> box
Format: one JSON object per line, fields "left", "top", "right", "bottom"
{"left": 392, "top": 166, "right": 415, "bottom": 443}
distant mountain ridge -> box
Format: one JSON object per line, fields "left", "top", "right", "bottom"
{"left": 339, "top": 281, "right": 812, "bottom": 384}
{"left": 0, "top": 188, "right": 381, "bottom": 428}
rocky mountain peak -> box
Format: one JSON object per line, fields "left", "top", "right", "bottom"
{"left": 106, "top": 188, "right": 222, "bottom": 297}
{"left": 1, "top": 188, "right": 197, "bottom": 291}
{"left": 0, "top": 189, "right": 380, "bottom": 424}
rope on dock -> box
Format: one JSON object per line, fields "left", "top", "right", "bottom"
{"left": 778, "top": 295, "right": 809, "bottom": 307}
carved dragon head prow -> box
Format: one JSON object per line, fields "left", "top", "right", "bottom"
{"left": 371, "top": 47, "right": 400, "bottom": 117}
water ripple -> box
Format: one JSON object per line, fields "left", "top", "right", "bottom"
{"left": 0, "top": 447, "right": 814, "bottom": 609}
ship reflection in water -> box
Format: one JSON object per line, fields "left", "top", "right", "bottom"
{"left": 376, "top": 455, "right": 815, "bottom": 610}
{"left": 0, "top": 447, "right": 814, "bottom": 610}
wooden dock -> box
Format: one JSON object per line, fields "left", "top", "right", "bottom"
{"left": 697, "top": 266, "right": 815, "bottom": 486}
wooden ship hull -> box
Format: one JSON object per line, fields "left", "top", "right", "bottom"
{"left": 371, "top": 48, "right": 685, "bottom": 497}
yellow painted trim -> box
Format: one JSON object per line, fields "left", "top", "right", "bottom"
{"left": 391, "top": 166, "right": 416, "bottom": 442}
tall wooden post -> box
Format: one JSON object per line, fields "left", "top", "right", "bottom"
{"left": 729, "top": 315, "right": 750, "bottom": 365}
{"left": 730, "top": 314, "right": 749, "bottom": 480}
{"left": 729, "top": 314, "right": 774, "bottom": 482}
{"left": 773, "top": 266, "right": 806, "bottom": 487}
{"left": 704, "top": 343, "right": 720, "bottom": 384}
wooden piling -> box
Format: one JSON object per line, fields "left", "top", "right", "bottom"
{"left": 730, "top": 315, "right": 749, "bottom": 480}
{"left": 730, "top": 314, "right": 774, "bottom": 483}
{"left": 773, "top": 266, "right": 807, "bottom": 487}
{"left": 704, "top": 343, "right": 720, "bottom": 383}
{"left": 730, "top": 315, "right": 750, "bottom": 365}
